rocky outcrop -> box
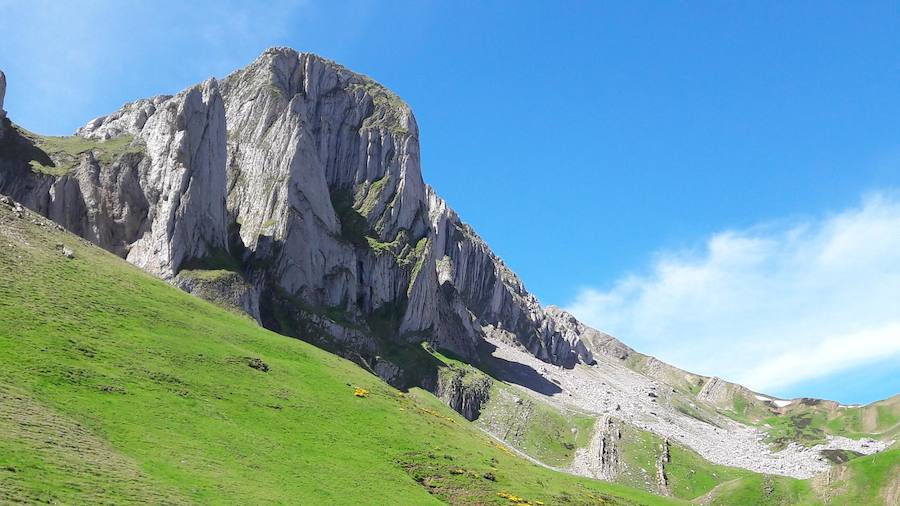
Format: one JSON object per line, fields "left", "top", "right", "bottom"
{"left": 435, "top": 366, "right": 492, "bottom": 421}
{"left": 0, "top": 71, "right": 6, "bottom": 117}
{"left": 571, "top": 415, "right": 621, "bottom": 480}
{"left": 174, "top": 270, "right": 260, "bottom": 319}
{"left": 0, "top": 70, "right": 7, "bottom": 141}
{"left": 0, "top": 48, "right": 596, "bottom": 396}
{"left": 696, "top": 375, "right": 761, "bottom": 410}
{"left": 656, "top": 438, "right": 670, "bottom": 496}
{"left": 697, "top": 377, "right": 731, "bottom": 405}
{"left": 75, "top": 79, "right": 229, "bottom": 278}
{"left": 1, "top": 78, "right": 228, "bottom": 280}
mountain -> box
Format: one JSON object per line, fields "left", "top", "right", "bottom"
{"left": 0, "top": 50, "right": 897, "bottom": 505}
{"left": 0, "top": 49, "right": 592, "bottom": 389}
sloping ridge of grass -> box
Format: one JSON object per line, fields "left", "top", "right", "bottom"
{"left": 697, "top": 448, "right": 900, "bottom": 505}
{"left": 9, "top": 125, "right": 143, "bottom": 176}
{"left": 0, "top": 203, "right": 681, "bottom": 505}
{"left": 714, "top": 388, "right": 900, "bottom": 450}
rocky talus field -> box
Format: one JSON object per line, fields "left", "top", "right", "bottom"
{"left": 0, "top": 51, "right": 897, "bottom": 504}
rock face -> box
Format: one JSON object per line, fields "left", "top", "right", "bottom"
{"left": 74, "top": 79, "right": 229, "bottom": 277}
{"left": 173, "top": 270, "right": 261, "bottom": 320}
{"left": 571, "top": 415, "right": 621, "bottom": 480}
{"left": 1, "top": 79, "right": 227, "bottom": 279}
{"left": 0, "top": 48, "right": 596, "bottom": 392}
{"left": 655, "top": 438, "right": 670, "bottom": 496}
{"left": 695, "top": 375, "right": 758, "bottom": 409}
{"left": 435, "top": 366, "right": 492, "bottom": 421}
{"left": 0, "top": 70, "right": 7, "bottom": 141}
{"left": 0, "top": 70, "right": 6, "bottom": 119}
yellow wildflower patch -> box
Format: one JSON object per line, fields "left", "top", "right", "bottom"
{"left": 416, "top": 406, "right": 455, "bottom": 422}
{"left": 491, "top": 441, "right": 515, "bottom": 456}
{"left": 353, "top": 387, "right": 369, "bottom": 398}
{"left": 497, "top": 491, "right": 532, "bottom": 504}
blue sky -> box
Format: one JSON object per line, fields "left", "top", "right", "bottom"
{"left": 2, "top": 1, "right": 899, "bottom": 403}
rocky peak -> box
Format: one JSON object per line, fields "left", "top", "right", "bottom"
{"left": 0, "top": 70, "right": 7, "bottom": 141}
{"left": 0, "top": 70, "right": 6, "bottom": 119}
{"left": 225, "top": 48, "right": 415, "bottom": 136}
{"left": 217, "top": 47, "right": 427, "bottom": 252}
{"left": 0, "top": 48, "right": 597, "bottom": 394}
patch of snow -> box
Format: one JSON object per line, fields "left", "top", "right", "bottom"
{"left": 754, "top": 395, "right": 772, "bottom": 401}
{"left": 773, "top": 400, "right": 792, "bottom": 407}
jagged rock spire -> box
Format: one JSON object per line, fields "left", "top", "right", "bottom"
{"left": 0, "top": 70, "right": 6, "bottom": 118}
{"left": 0, "top": 70, "right": 7, "bottom": 141}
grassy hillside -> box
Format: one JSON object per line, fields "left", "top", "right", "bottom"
{"left": 0, "top": 203, "right": 683, "bottom": 505}
{"left": 472, "top": 383, "right": 900, "bottom": 505}
{"left": 718, "top": 390, "right": 900, "bottom": 450}
{"left": 455, "top": 342, "right": 816, "bottom": 503}
{"left": 697, "top": 448, "right": 900, "bottom": 505}
{"left": 476, "top": 379, "right": 596, "bottom": 468}
{"left": 626, "top": 347, "right": 900, "bottom": 453}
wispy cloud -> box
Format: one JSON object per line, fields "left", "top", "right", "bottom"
{"left": 567, "top": 192, "right": 900, "bottom": 394}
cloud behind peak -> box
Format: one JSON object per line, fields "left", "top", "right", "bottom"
{"left": 567, "top": 191, "right": 900, "bottom": 397}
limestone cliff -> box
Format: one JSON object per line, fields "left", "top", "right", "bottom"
{"left": 0, "top": 48, "right": 594, "bottom": 392}
{"left": 0, "top": 71, "right": 6, "bottom": 116}
{"left": 0, "top": 79, "right": 227, "bottom": 277}
{"left": 0, "top": 71, "right": 6, "bottom": 141}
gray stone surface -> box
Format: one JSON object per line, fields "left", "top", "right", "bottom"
{"left": 0, "top": 70, "right": 6, "bottom": 119}
{"left": 0, "top": 70, "right": 7, "bottom": 141}
{"left": 0, "top": 48, "right": 596, "bottom": 375}
{"left": 484, "top": 334, "right": 893, "bottom": 479}
{"left": 173, "top": 270, "right": 260, "bottom": 320}
{"left": 1, "top": 78, "right": 227, "bottom": 280}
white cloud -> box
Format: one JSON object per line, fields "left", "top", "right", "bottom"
{"left": 567, "top": 192, "right": 900, "bottom": 393}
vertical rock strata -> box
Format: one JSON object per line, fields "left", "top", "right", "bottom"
{"left": 656, "top": 438, "right": 670, "bottom": 496}
{"left": 435, "top": 365, "right": 493, "bottom": 421}
{"left": 0, "top": 49, "right": 594, "bottom": 393}
{"left": 0, "top": 71, "right": 6, "bottom": 118}
{"left": 0, "top": 71, "right": 6, "bottom": 141}
{"left": 571, "top": 415, "right": 621, "bottom": 480}
{"left": 1, "top": 78, "right": 228, "bottom": 277}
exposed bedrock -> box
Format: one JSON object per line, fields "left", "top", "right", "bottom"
{"left": 0, "top": 50, "right": 596, "bottom": 407}
{"left": 435, "top": 366, "right": 493, "bottom": 421}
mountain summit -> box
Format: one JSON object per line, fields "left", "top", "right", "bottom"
{"left": 0, "top": 48, "right": 594, "bottom": 387}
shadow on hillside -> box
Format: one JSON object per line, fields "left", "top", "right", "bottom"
{"left": 0, "top": 122, "right": 52, "bottom": 168}
{"left": 477, "top": 340, "right": 562, "bottom": 396}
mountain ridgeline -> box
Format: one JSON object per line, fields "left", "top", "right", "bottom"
{"left": 0, "top": 49, "right": 594, "bottom": 400}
